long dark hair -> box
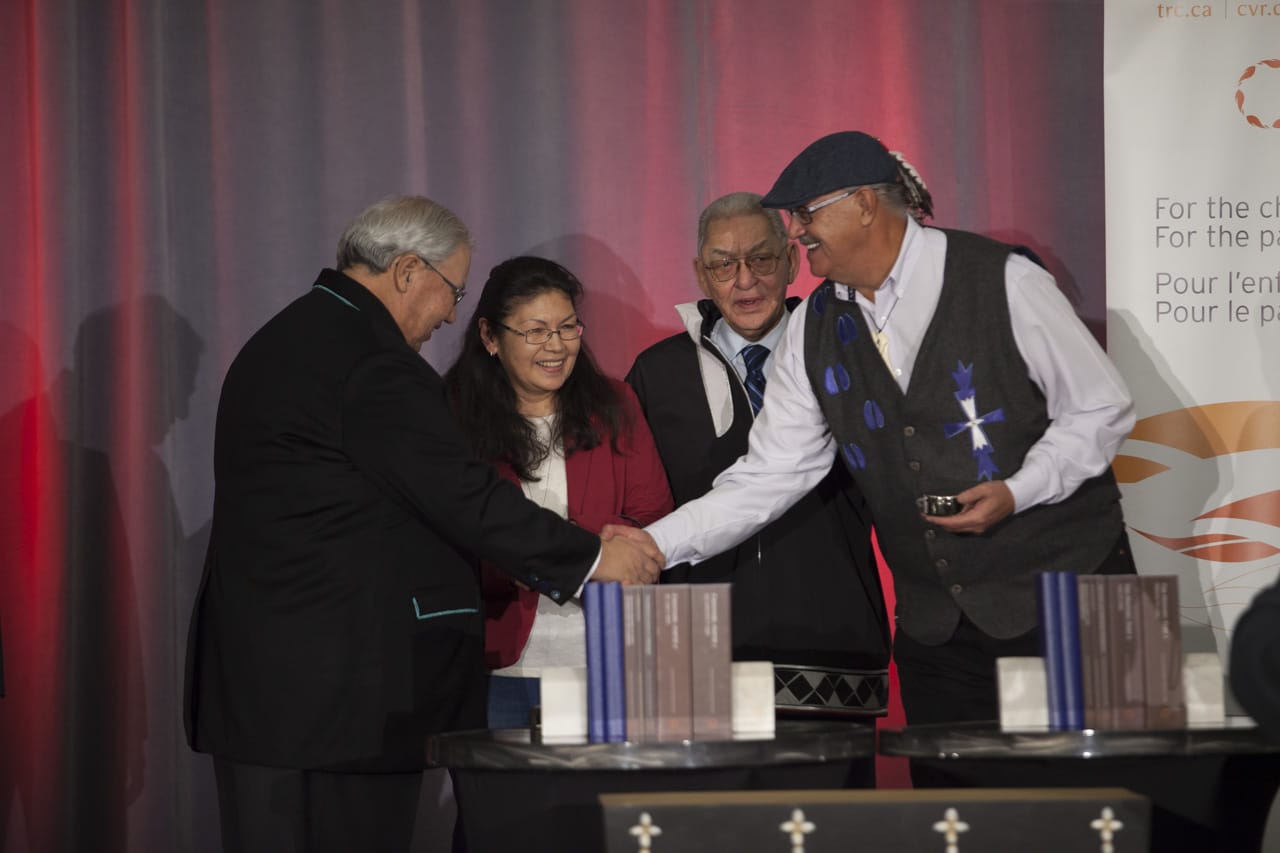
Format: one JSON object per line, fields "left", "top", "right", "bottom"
{"left": 445, "top": 256, "right": 626, "bottom": 481}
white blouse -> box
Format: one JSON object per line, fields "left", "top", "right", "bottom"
{"left": 491, "top": 414, "right": 586, "bottom": 677}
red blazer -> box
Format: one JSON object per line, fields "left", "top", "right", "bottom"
{"left": 482, "top": 381, "right": 674, "bottom": 668}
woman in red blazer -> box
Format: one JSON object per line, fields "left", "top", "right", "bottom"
{"left": 445, "top": 256, "right": 672, "bottom": 728}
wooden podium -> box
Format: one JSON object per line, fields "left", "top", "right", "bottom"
{"left": 599, "top": 788, "right": 1150, "bottom": 852}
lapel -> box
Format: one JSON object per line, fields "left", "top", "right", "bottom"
{"left": 565, "top": 438, "right": 592, "bottom": 522}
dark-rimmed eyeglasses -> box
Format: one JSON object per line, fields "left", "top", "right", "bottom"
{"left": 789, "top": 188, "right": 857, "bottom": 226}
{"left": 701, "top": 253, "right": 782, "bottom": 282}
{"left": 498, "top": 322, "right": 585, "bottom": 345}
{"left": 418, "top": 255, "right": 466, "bottom": 305}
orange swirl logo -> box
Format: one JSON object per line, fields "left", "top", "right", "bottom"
{"left": 1236, "top": 59, "right": 1280, "bottom": 128}
{"left": 1114, "top": 401, "right": 1280, "bottom": 562}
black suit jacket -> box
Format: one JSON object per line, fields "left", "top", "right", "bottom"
{"left": 1231, "top": 578, "right": 1280, "bottom": 742}
{"left": 184, "top": 269, "right": 599, "bottom": 771}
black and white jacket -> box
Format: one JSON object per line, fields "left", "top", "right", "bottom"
{"left": 627, "top": 298, "right": 890, "bottom": 716}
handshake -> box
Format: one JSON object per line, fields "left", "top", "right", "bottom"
{"left": 593, "top": 524, "right": 665, "bottom": 586}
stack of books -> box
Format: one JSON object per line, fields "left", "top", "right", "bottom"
{"left": 1034, "top": 572, "right": 1187, "bottom": 732}
{"left": 578, "top": 582, "right": 734, "bottom": 743}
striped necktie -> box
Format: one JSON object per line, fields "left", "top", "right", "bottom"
{"left": 741, "top": 344, "right": 769, "bottom": 414}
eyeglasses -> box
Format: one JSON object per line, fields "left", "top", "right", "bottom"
{"left": 418, "top": 255, "right": 466, "bottom": 305}
{"left": 789, "top": 188, "right": 857, "bottom": 226}
{"left": 498, "top": 321, "right": 585, "bottom": 345}
{"left": 702, "top": 253, "right": 782, "bottom": 282}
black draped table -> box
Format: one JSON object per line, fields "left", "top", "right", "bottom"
{"left": 428, "top": 720, "right": 876, "bottom": 853}
{"left": 878, "top": 721, "right": 1280, "bottom": 853}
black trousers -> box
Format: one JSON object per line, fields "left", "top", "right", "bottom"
{"left": 892, "top": 530, "right": 1137, "bottom": 785}
{"left": 212, "top": 758, "right": 424, "bottom": 853}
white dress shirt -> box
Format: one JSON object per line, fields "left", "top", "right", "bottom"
{"left": 709, "top": 310, "right": 789, "bottom": 386}
{"left": 648, "top": 218, "right": 1135, "bottom": 568}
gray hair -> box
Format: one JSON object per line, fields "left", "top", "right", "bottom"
{"left": 870, "top": 182, "right": 909, "bottom": 216}
{"left": 696, "top": 192, "right": 788, "bottom": 254}
{"left": 335, "top": 195, "right": 474, "bottom": 272}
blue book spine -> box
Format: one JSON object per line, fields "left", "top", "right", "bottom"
{"left": 1056, "top": 572, "right": 1085, "bottom": 730}
{"left": 1036, "top": 571, "right": 1065, "bottom": 730}
{"left": 584, "top": 582, "right": 606, "bottom": 743}
{"left": 602, "top": 582, "right": 627, "bottom": 742}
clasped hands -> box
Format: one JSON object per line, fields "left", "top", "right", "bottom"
{"left": 593, "top": 524, "right": 665, "bottom": 585}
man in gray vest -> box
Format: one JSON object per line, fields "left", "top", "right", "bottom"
{"left": 635, "top": 131, "right": 1137, "bottom": 741}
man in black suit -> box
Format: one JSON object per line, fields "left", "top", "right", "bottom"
{"left": 1231, "top": 580, "right": 1280, "bottom": 741}
{"left": 184, "top": 195, "right": 661, "bottom": 853}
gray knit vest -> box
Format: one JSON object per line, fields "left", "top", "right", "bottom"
{"left": 803, "top": 229, "right": 1124, "bottom": 645}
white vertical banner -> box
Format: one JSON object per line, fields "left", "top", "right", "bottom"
{"left": 1105, "top": 1, "right": 1280, "bottom": 669}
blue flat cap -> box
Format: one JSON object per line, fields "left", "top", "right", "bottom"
{"left": 761, "top": 131, "right": 899, "bottom": 210}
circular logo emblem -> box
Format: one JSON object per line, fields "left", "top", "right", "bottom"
{"left": 1236, "top": 59, "right": 1280, "bottom": 129}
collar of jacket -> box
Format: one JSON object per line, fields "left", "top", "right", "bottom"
{"left": 671, "top": 296, "right": 801, "bottom": 438}
{"left": 312, "top": 268, "right": 413, "bottom": 352}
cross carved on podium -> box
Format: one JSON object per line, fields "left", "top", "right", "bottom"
{"left": 932, "top": 807, "right": 970, "bottom": 853}
{"left": 1090, "top": 806, "right": 1125, "bottom": 853}
{"left": 779, "top": 808, "right": 816, "bottom": 852}
{"left": 627, "top": 811, "right": 662, "bottom": 851}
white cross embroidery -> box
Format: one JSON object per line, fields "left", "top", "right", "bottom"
{"left": 954, "top": 394, "right": 994, "bottom": 453}
{"left": 932, "top": 807, "right": 969, "bottom": 853}
{"left": 779, "top": 808, "right": 816, "bottom": 852}
{"left": 1091, "top": 806, "right": 1124, "bottom": 853}
{"left": 628, "top": 811, "right": 662, "bottom": 850}
{"left": 944, "top": 362, "right": 1005, "bottom": 481}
